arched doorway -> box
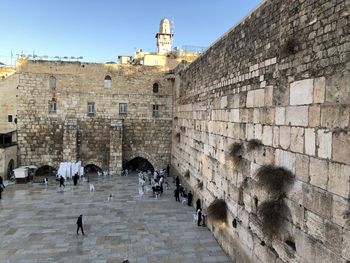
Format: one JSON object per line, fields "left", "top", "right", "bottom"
{"left": 123, "top": 157, "right": 154, "bottom": 173}
{"left": 84, "top": 164, "right": 102, "bottom": 178}
{"left": 7, "top": 159, "right": 14, "bottom": 180}
{"left": 35, "top": 165, "right": 57, "bottom": 177}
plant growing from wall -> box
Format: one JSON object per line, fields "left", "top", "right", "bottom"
{"left": 281, "top": 37, "right": 299, "bottom": 57}
{"left": 184, "top": 169, "right": 190, "bottom": 179}
{"left": 257, "top": 199, "right": 291, "bottom": 238}
{"left": 175, "top": 132, "right": 180, "bottom": 143}
{"left": 208, "top": 199, "right": 227, "bottom": 223}
{"left": 197, "top": 180, "right": 203, "bottom": 190}
{"left": 256, "top": 165, "right": 294, "bottom": 198}
{"left": 230, "top": 142, "right": 244, "bottom": 167}
{"left": 238, "top": 177, "right": 250, "bottom": 206}
{"left": 247, "top": 139, "right": 263, "bottom": 151}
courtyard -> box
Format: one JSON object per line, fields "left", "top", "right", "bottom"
{"left": 0, "top": 173, "right": 231, "bottom": 263}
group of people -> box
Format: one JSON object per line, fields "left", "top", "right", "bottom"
{"left": 136, "top": 168, "right": 170, "bottom": 199}
{"left": 173, "top": 175, "right": 205, "bottom": 227}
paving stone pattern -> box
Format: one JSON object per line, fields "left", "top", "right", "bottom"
{"left": 0, "top": 174, "right": 231, "bottom": 263}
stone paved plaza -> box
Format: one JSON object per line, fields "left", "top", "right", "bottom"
{"left": 0, "top": 174, "right": 231, "bottom": 263}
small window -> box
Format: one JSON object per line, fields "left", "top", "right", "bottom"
{"left": 152, "top": 104, "right": 159, "bottom": 118}
{"left": 8, "top": 115, "right": 13, "bottom": 122}
{"left": 119, "top": 103, "right": 127, "bottom": 115}
{"left": 153, "top": 82, "right": 159, "bottom": 93}
{"left": 50, "top": 76, "right": 56, "bottom": 89}
{"left": 87, "top": 102, "right": 95, "bottom": 114}
{"left": 48, "top": 99, "right": 57, "bottom": 113}
{"left": 104, "top": 75, "right": 112, "bottom": 88}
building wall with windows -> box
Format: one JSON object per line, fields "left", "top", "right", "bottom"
{"left": 0, "top": 73, "right": 19, "bottom": 133}
{"left": 16, "top": 59, "right": 173, "bottom": 172}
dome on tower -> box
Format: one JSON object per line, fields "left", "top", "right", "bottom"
{"left": 159, "top": 18, "right": 171, "bottom": 34}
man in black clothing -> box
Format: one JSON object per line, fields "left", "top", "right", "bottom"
{"left": 197, "top": 208, "right": 202, "bottom": 226}
{"left": 59, "top": 176, "right": 65, "bottom": 188}
{"left": 175, "top": 176, "right": 180, "bottom": 188}
{"left": 196, "top": 199, "right": 201, "bottom": 211}
{"left": 73, "top": 173, "right": 79, "bottom": 186}
{"left": 187, "top": 191, "right": 193, "bottom": 206}
{"left": 174, "top": 187, "right": 180, "bottom": 202}
{"left": 76, "top": 215, "right": 85, "bottom": 235}
{"left": 0, "top": 176, "right": 4, "bottom": 200}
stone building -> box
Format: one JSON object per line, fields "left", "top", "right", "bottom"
{"left": 0, "top": 67, "right": 18, "bottom": 179}
{"left": 171, "top": 0, "right": 350, "bottom": 262}
{"left": 15, "top": 60, "right": 174, "bottom": 174}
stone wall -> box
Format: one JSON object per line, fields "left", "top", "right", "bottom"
{"left": 16, "top": 60, "right": 173, "bottom": 171}
{"left": 172, "top": 0, "right": 350, "bottom": 262}
{"left": 0, "top": 145, "right": 17, "bottom": 179}
{"left": 0, "top": 73, "right": 18, "bottom": 133}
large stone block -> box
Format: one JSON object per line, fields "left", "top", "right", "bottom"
{"left": 309, "top": 105, "right": 321, "bottom": 127}
{"left": 305, "top": 210, "right": 325, "bottom": 241}
{"left": 342, "top": 230, "right": 350, "bottom": 260}
{"left": 275, "top": 107, "right": 285, "bottom": 125}
{"left": 328, "top": 163, "right": 350, "bottom": 199}
{"left": 302, "top": 184, "right": 333, "bottom": 219}
{"left": 290, "top": 127, "right": 304, "bottom": 153}
{"left": 324, "top": 221, "right": 343, "bottom": 255}
{"left": 317, "top": 129, "right": 332, "bottom": 159}
{"left": 290, "top": 79, "right": 314, "bottom": 105}
{"left": 295, "top": 154, "right": 310, "bottom": 183}
{"left": 286, "top": 106, "right": 308, "bottom": 127}
{"left": 332, "top": 131, "right": 350, "bottom": 165}
{"left": 262, "top": 125, "right": 272, "bottom": 146}
{"left": 314, "top": 77, "right": 326, "bottom": 104}
{"left": 310, "top": 157, "right": 328, "bottom": 190}
{"left": 305, "top": 128, "right": 316, "bottom": 156}
{"left": 275, "top": 149, "right": 296, "bottom": 173}
{"left": 279, "top": 126, "right": 291, "bottom": 150}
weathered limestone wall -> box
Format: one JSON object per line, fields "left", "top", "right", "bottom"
{"left": 172, "top": 0, "right": 350, "bottom": 262}
{"left": 16, "top": 60, "right": 173, "bottom": 171}
{"left": 0, "top": 145, "right": 17, "bottom": 179}
{"left": 0, "top": 73, "right": 18, "bottom": 133}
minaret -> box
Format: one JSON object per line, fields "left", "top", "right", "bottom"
{"left": 156, "top": 18, "right": 173, "bottom": 54}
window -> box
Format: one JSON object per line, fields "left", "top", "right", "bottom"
{"left": 48, "top": 99, "right": 57, "bottom": 113}
{"left": 153, "top": 82, "right": 159, "bottom": 93}
{"left": 49, "top": 76, "right": 56, "bottom": 89}
{"left": 152, "top": 104, "right": 159, "bottom": 117}
{"left": 8, "top": 115, "right": 13, "bottom": 122}
{"left": 119, "top": 103, "right": 127, "bottom": 115}
{"left": 87, "top": 102, "right": 95, "bottom": 114}
{"left": 104, "top": 75, "right": 112, "bottom": 88}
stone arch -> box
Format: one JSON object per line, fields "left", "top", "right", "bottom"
{"left": 6, "top": 159, "right": 15, "bottom": 180}
{"left": 84, "top": 163, "right": 103, "bottom": 175}
{"left": 123, "top": 157, "right": 154, "bottom": 173}
{"left": 35, "top": 165, "right": 57, "bottom": 177}
{"left": 123, "top": 151, "right": 157, "bottom": 170}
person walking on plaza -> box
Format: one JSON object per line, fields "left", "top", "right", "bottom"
{"left": 187, "top": 191, "right": 193, "bottom": 206}
{"left": 0, "top": 176, "right": 4, "bottom": 200}
{"left": 73, "top": 173, "right": 79, "bottom": 186}
{"left": 196, "top": 199, "right": 201, "bottom": 211}
{"left": 174, "top": 187, "right": 180, "bottom": 202}
{"left": 76, "top": 215, "right": 85, "bottom": 235}
{"left": 197, "top": 208, "right": 202, "bottom": 226}
{"left": 175, "top": 176, "right": 180, "bottom": 188}
{"left": 59, "top": 176, "right": 65, "bottom": 189}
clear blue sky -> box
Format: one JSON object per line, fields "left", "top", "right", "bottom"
{"left": 0, "top": 0, "right": 261, "bottom": 64}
